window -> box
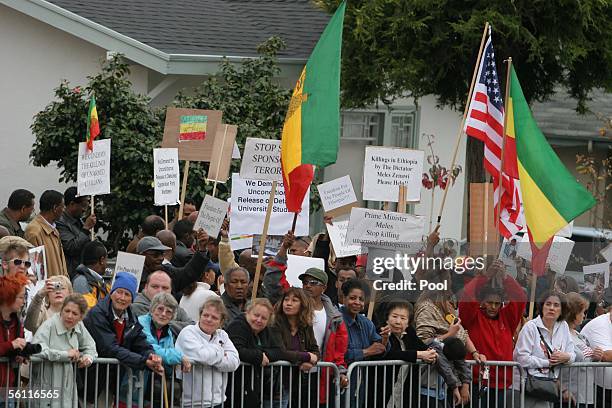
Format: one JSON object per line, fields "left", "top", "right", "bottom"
{"left": 391, "top": 112, "right": 417, "bottom": 148}
{"left": 340, "top": 112, "right": 383, "bottom": 142}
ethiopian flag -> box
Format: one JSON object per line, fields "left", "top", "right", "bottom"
{"left": 86, "top": 96, "right": 100, "bottom": 151}
{"left": 510, "top": 66, "right": 595, "bottom": 252}
{"left": 281, "top": 1, "right": 346, "bottom": 212}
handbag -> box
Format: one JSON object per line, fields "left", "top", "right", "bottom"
{"left": 524, "top": 328, "right": 560, "bottom": 402}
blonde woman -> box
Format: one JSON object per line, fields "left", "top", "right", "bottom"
{"left": 25, "top": 275, "right": 72, "bottom": 334}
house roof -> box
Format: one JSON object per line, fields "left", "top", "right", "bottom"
{"left": 3, "top": 0, "right": 330, "bottom": 74}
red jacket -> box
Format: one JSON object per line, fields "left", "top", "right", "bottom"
{"left": 318, "top": 295, "right": 348, "bottom": 404}
{"left": 459, "top": 275, "right": 526, "bottom": 389}
{"left": 0, "top": 313, "right": 23, "bottom": 388}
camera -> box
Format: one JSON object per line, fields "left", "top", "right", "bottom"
{"left": 52, "top": 282, "right": 62, "bottom": 290}
{"left": 17, "top": 343, "right": 42, "bottom": 357}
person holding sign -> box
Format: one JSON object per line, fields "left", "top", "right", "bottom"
{"left": 24, "top": 190, "right": 68, "bottom": 277}
{"left": 57, "top": 187, "right": 96, "bottom": 280}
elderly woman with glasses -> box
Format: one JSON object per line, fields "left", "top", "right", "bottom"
{"left": 121, "top": 292, "right": 191, "bottom": 407}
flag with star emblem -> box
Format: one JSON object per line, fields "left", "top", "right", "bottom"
{"left": 280, "top": 1, "right": 345, "bottom": 212}
{"left": 464, "top": 28, "right": 524, "bottom": 238}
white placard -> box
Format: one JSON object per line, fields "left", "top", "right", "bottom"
{"left": 239, "top": 138, "right": 282, "bottom": 181}
{"left": 229, "top": 234, "right": 253, "bottom": 251}
{"left": 600, "top": 243, "right": 612, "bottom": 263}
{"left": 583, "top": 262, "right": 610, "bottom": 275}
{"left": 77, "top": 139, "right": 111, "bottom": 196}
{"left": 193, "top": 195, "right": 229, "bottom": 238}
{"left": 606, "top": 268, "right": 610, "bottom": 288}
{"left": 153, "top": 148, "right": 180, "bottom": 206}
{"left": 345, "top": 207, "right": 425, "bottom": 248}
{"left": 362, "top": 146, "right": 424, "bottom": 202}
{"left": 556, "top": 221, "right": 574, "bottom": 238}
{"left": 317, "top": 175, "right": 357, "bottom": 214}
{"left": 285, "top": 255, "right": 325, "bottom": 288}
{"left": 230, "top": 173, "right": 309, "bottom": 236}
{"left": 516, "top": 235, "right": 575, "bottom": 274}
{"left": 232, "top": 142, "right": 241, "bottom": 159}
{"left": 28, "top": 246, "right": 47, "bottom": 282}
{"left": 326, "top": 215, "right": 363, "bottom": 258}
{"left": 113, "top": 251, "right": 145, "bottom": 288}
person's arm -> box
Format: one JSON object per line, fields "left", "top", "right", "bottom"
{"left": 138, "top": 319, "right": 183, "bottom": 366}
{"left": 32, "top": 320, "right": 71, "bottom": 362}
{"left": 414, "top": 302, "right": 441, "bottom": 343}
{"left": 176, "top": 329, "right": 225, "bottom": 366}
{"left": 218, "top": 231, "right": 239, "bottom": 275}
{"left": 331, "top": 322, "right": 349, "bottom": 370}
{"left": 24, "top": 291, "right": 45, "bottom": 333}
{"left": 431, "top": 343, "right": 460, "bottom": 389}
{"left": 170, "top": 250, "right": 210, "bottom": 293}
{"left": 501, "top": 275, "right": 528, "bottom": 330}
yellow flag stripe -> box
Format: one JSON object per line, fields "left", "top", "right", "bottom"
{"left": 281, "top": 67, "right": 306, "bottom": 181}
{"left": 517, "top": 160, "right": 568, "bottom": 246}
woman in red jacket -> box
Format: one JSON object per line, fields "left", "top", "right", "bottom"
{"left": 459, "top": 259, "right": 526, "bottom": 408}
{"left": 0, "top": 273, "right": 29, "bottom": 395}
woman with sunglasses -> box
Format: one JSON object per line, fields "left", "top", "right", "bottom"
{"left": 24, "top": 275, "right": 72, "bottom": 334}
{"left": 1, "top": 243, "right": 32, "bottom": 276}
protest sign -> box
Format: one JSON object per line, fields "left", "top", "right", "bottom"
{"left": 345, "top": 207, "right": 425, "bottom": 250}
{"left": 28, "top": 246, "right": 47, "bottom": 282}
{"left": 317, "top": 175, "right": 358, "bottom": 216}
{"left": 232, "top": 142, "right": 241, "bottom": 159}
{"left": 583, "top": 262, "right": 610, "bottom": 275}
{"left": 193, "top": 195, "right": 229, "bottom": 238}
{"left": 230, "top": 234, "right": 253, "bottom": 251}
{"left": 251, "top": 235, "right": 284, "bottom": 257}
{"left": 77, "top": 139, "right": 111, "bottom": 196}
{"left": 161, "top": 108, "right": 223, "bottom": 161}
{"left": 600, "top": 243, "right": 612, "bottom": 263}
{"left": 326, "top": 214, "right": 363, "bottom": 258}
{"left": 516, "top": 235, "right": 575, "bottom": 274}
{"left": 113, "top": 252, "right": 145, "bottom": 287}
{"left": 207, "top": 125, "right": 238, "bottom": 183}
{"left": 239, "top": 138, "right": 283, "bottom": 182}
{"left": 556, "top": 221, "right": 574, "bottom": 238}
{"left": 285, "top": 255, "right": 325, "bottom": 288}
{"left": 153, "top": 148, "right": 179, "bottom": 206}
{"left": 230, "top": 173, "right": 309, "bottom": 236}
{"left": 362, "top": 146, "right": 424, "bottom": 202}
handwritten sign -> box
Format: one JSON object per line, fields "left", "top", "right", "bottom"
{"left": 345, "top": 207, "right": 425, "bottom": 250}
{"left": 326, "top": 215, "right": 363, "bottom": 258}
{"left": 362, "top": 146, "right": 424, "bottom": 202}
{"left": 230, "top": 173, "right": 309, "bottom": 236}
{"left": 77, "top": 139, "right": 111, "bottom": 196}
{"left": 239, "top": 138, "right": 283, "bottom": 181}
{"left": 583, "top": 262, "right": 611, "bottom": 275}
{"left": 193, "top": 195, "right": 229, "bottom": 238}
{"left": 317, "top": 175, "right": 357, "bottom": 216}
{"left": 516, "top": 235, "right": 575, "bottom": 274}
{"left": 113, "top": 252, "right": 145, "bottom": 288}
{"left": 153, "top": 148, "right": 179, "bottom": 206}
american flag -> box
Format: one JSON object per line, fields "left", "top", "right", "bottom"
{"left": 464, "top": 29, "right": 524, "bottom": 238}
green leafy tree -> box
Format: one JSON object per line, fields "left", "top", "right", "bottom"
{"left": 317, "top": 0, "right": 612, "bottom": 112}
{"left": 30, "top": 56, "right": 163, "bottom": 253}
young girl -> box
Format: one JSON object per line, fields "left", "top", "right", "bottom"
{"left": 32, "top": 293, "right": 97, "bottom": 407}
{"left": 271, "top": 287, "right": 320, "bottom": 408}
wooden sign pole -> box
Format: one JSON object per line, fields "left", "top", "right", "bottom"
{"left": 210, "top": 124, "right": 229, "bottom": 198}
{"left": 367, "top": 185, "right": 407, "bottom": 319}
{"left": 90, "top": 195, "right": 95, "bottom": 240}
{"left": 178, "top": 160, "right": 190, "bottom": 219}
{"left": 528, "top": 273, "right": 537, "bottom": 319}
{"left": 483, "top": 181, "right": 489, "bottom": 260}
{"left": 164, "top": 205, "right": 169, "bottom": 230}
{"left": 251, "top": 181, "right": 277, "bottom": 302}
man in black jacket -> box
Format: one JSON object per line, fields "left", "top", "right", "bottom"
{"left": 57, "top": 187, "right": 97, "bottom": 279}
{"left": 83, "top": 272, "right": 163, "bottom": 403}
{"left": 137, "top": 229, "right": 210, "bottom": 293}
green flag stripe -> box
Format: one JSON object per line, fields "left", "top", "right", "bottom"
{"left": 301, "top": 1, "right": 345, "bottom": 167}
{"left": 511, "top": 67, "right": 596, "bottom": 221}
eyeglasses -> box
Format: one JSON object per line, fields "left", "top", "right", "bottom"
{"left": 11, "top": 259, "right": 32, "bottom": 268}
{"left": 154, "top": 306, "right": 175, "bottom": 317}
{"left": 302, "top": 279, "right": 325, "bottom": 287}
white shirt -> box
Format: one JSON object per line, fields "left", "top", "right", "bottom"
{"left": 312, "top": 306, "right": 327, "bottom": 350}
{"left": 179, "top": 282, "right": 220, "bottom": 322}
{"left": 580, "top": 312, "right": 612, "bottom": 389}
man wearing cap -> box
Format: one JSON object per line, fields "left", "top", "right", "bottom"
{"left": 83, "top": 272, "right": 163, "bottom": 403}
{"left": 137, "top": 229, "right": 210, "bottom": 293}
{"left": 299, "top": 267, "right": 350, "bottom": 399}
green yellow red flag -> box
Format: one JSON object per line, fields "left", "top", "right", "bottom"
{"left": 86, "top": 96, "right": 100, "bottom": 151}
{"left": 510, "top": 66, "right": 596, "bottom": 249}
{"left": 281, "top": 1, "right": 346, "bottom": 212}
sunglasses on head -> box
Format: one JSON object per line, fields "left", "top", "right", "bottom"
{"left": 11, "top": 259, "right": 32, "bottom": 268}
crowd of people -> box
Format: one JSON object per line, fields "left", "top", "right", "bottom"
{"left": 0, "top": 187, "right": 611, "bottom": 408}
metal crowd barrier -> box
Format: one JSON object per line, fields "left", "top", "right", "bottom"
{"left": 1, "top": 357, "right": 611, "bottom": 408}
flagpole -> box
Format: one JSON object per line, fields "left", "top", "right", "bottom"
{"left": 90, "top": 195, "right": 95, "bottom": 241}
{"left": 252, "top": 181, "right": 277, "bottom": 303}
{"left": 496, "top": 58, "right": 513, "bottom": 252}
{"left": 434, "top": 22, "right": 490, "bottom": 232}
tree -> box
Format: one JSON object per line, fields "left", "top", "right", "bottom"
{"left": 316, "top": 0, "right": 612, "bottom": 112}
{"left": 31, "top": 56, "right": 163, "bottom": 253}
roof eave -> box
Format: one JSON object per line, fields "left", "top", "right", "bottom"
{"left": 2, "top": 0, "right": 306, "bottom": 75}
